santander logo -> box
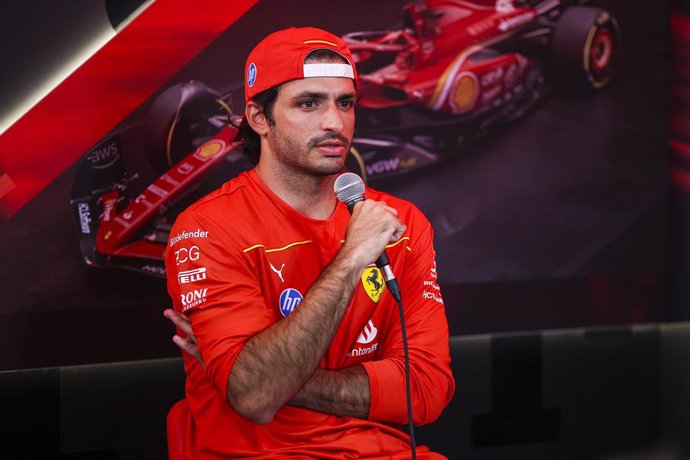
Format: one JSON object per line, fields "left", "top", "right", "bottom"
{"left": 356, "top": 320, "right": 378, "bottom": 344}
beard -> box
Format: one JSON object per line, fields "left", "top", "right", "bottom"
{"left": 266, "top": 125, "right": 351, "bottom": 177}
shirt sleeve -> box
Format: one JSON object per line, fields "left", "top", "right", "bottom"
{"left": 166, "top": 209, "right": 275, "bottom": 399}
{"left": 360, "top": 211, "right": 455, "bottom": 425}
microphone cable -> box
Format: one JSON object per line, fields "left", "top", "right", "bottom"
{"left": 394, "top": 293, "right": 417, "bottom": 460}
{"left": 333, "top": 172, "right": 417, "bottom": 458}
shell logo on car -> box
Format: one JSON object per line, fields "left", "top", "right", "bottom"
{"left": 450, "top": 72, "right": 479, "bottom": 114}
{"left": 194, "top": 139, "right": 226, "bottom": 161}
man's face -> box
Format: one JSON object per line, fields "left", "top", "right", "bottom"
{"left": 264, "top": 76, "right": 356, "bottom": 177}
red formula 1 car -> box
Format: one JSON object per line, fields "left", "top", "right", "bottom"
{"left": 349, "top": 0, "right": 618, "bottom": 179}
{"left": 70, "top": 0, "right": 618, "bottom": 277}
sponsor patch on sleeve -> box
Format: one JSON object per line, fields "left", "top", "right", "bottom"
{"left": 422, "top": 260, "right": 443, "bottom": 304}
{"left": 169, "top": 228, "right": 210, "bottom": 247}
{"left": 178, "top": 267, "right": 207, "bottom": 284}
{"left": 180, "top": 288, "right": 208, "bottom": 312}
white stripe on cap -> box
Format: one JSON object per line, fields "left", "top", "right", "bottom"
{"left": 303, "top": 63, "right": 354, "bottom": 79}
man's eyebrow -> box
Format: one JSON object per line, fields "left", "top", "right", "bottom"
{"left": 337, "top": 92, "right": 358, "bottom": 100}
{"left": 292, "top": 91, "right": 327, "bottom": 100}
{"left": 291, "top": 91, "right": 357, "bottom": 100}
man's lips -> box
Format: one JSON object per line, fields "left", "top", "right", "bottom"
{"left": 315, "top": 141, "right": 348, "bottom": 155}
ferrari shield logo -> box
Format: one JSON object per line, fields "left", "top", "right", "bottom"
{"left": 361, "top": 267, "right": 385, "bottom": 302}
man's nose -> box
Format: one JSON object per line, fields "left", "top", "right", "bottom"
{"left": 320, "top": 102, "right": 345, "bottom": 132}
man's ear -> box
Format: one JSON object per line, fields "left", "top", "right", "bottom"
{"left": 245, "top": 101, "right": 269, "bottom": 136}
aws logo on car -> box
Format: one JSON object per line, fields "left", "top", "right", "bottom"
{"left": 86, "top": 137, "right": 121, "bottom": 170}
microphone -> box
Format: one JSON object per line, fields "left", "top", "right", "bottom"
{"left": 334, "top": 172, "right": 402, "bottom": 302}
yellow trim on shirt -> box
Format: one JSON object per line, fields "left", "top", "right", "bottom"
{"left": 243, "top": 240, "right": 313, "bottom": 253}
{"left": 386, "top": 237, "right": 410, "bottom": 249}
{"left": 336, "top": 236, "right": 410, "bottom": 249}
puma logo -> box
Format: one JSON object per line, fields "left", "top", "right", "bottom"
{"left": 270, "top": 262, "right": 286, "bottom": 283}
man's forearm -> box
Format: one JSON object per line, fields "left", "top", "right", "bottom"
{"left": 290, "top": 365, "right": 370, "bottom": 419}
{"left": 226, "top": 251, "right": 362, "bottom": 424}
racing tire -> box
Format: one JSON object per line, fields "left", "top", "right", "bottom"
{"left": 551, "top": 6, "right": 619, "bottom": 90}
{"left": 143, "top": 81, "right": 228, "bottom": 173}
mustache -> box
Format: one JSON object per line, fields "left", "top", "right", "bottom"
{"left": 308, "top": 133, "right": 351, "bottom": 149}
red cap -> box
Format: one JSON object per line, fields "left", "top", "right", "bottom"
{"left": 244, "top": 27, "right": 358, "bottom": 103}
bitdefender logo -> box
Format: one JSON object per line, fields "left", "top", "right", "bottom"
{"left": 169, "top": 229, "right": 209, "bottom": 247}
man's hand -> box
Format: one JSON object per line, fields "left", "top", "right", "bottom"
{"left": 164, "top": 309, "right": 205, "bottom": 368}
{"left": 342, "top": 199, "right": 406, "bottom": 271}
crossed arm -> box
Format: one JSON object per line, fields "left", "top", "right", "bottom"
{"left": 165, "top": 308, "right": 370, "bottom": 419}
{"left": 223, "top": 251, "right": 372, "bottom": 423}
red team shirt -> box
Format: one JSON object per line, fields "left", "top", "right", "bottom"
{"left": 167, "top": 169, "right": 454, "bottom": 459}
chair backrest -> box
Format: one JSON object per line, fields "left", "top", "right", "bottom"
{"left": 167, "top": 399, "right": 190, "bottom": 460}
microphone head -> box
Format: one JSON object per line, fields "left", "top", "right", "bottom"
{"left": 334, "top": 172, "right": 365, "bottom": 206}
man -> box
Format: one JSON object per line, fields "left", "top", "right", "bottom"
{"left": 165, "top": 27, "right": 454, "bottom": 459}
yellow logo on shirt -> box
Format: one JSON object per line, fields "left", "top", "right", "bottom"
{"left": 361, "top": 267, "right": 385, "bottom": 302}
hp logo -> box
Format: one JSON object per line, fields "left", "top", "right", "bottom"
{"left": 279, "top": 288, "right": 303, "bottom": 317}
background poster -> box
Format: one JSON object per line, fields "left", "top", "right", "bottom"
{"left": 0, "top": 0, "right": 669, "bottom": 368}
